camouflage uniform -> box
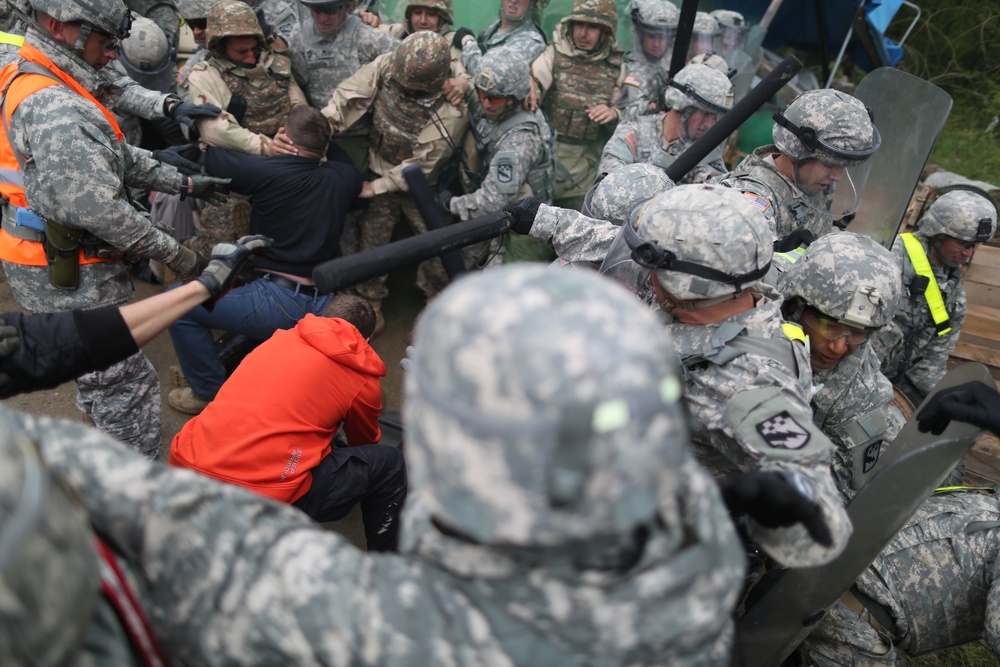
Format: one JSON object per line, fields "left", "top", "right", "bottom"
{"left": 176, "top": 0, "right": 214, "bottom": 100}
{"left": 618, "top": 0, "right": 678, "bottom": 121}
{"left": 323, "top": 32, "right": 468, "bottom": 302}
{"left": 1, "top": 265, "right": 747, "bottom": 666}
{"left": 871, "top": 191, "right": 997, "bottom": 396}
{"left": 186, "top": 0, "right": 307, "bottom": 256}
{"left": 532, "top": 0, "right": 625, "bottom": 210}
{"left": 255, "top": 0, "right": 301, "bottom": 45}
{"left": 720, "top": 89, "right": 880, "bottom": 240}
{"left": 460, "top": 4, "right": 547, "bottom": 84}
{"left": 0, "top": 16, "right": 199, "bottom": 458}
{"left": 129, "top": 0, "right": 181, "bottom": 47}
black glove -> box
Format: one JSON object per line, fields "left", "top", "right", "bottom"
{"left": 0, "top": 319, "right": 20, "bottom": 357}
{"left": 452, "top": 27, "right": 474, "bottom": 50}
{"left": 773, "top": 228, "right": 818, "bottom": 254}
{"left": 168, "top": 100, "right": 222, "bottom": 128}
{"left": 254, "top": 7, "right": 276, "bottom": 44}
{"left": 226, "top": 94, "right": 248, "bottom": 125}
{"left": 504, "top": 197, "right": 542, "bottom": 235}
{"left": 719, "top": 470, "right": 833, "bottom": 547}
{"left": 195, "top": 235, "right": 274, "bottom": 308}
{"left": 151, "top": 143, "right": 202, "bottom": 176}
{"left": 917, "top": 381, "right": 1000, "bottom": 437}
{"left": 437, "top": 188, "right": 454, "bottom": 215}
{"left": 182, "top": 175, "right": 231, "bottom": 206}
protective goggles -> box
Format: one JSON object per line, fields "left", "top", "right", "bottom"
{"left": 667, "top": 79, "right": 729, "bottom": 115}
{"left": 182, "top": 17, "right": 207, "bottom": 30}
{"left": 476, "top": 89, "right": 511, "bottom": 107}
{"left": 772, "top": 108, "right": 882, "bottom": 163}
{"left": 801, "top": 308, "right": 871, "bottom": 346}
{"left": 308, "top": 3, "right": 347, "bottom": 15}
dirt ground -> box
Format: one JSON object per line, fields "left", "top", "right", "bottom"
{"left": 0, "top": 265, "right": 426, "bottom": 550}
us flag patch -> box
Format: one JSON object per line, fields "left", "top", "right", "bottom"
{"left": 624, "top": 132, "right": 638, "bottom": 155}
{"left": 624, "top": 74, "right": 642, "bottom": 87}
{"left": 742, "top": 192, "right": 772, "bottom": 213}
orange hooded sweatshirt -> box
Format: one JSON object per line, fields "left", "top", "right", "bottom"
{"left": 169, "top": 315, "right": 386, "bottom": 503}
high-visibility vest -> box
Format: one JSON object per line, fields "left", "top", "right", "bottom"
{"left": 899, "top": 232, "right": 952, "bottom": 336}
{"left": 0, "top": 32, "right": 24, "bottom": 48}
{"left": 0, "top": 43, "right": 122, "bottom": 266}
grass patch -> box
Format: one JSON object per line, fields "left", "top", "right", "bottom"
{"left": 906, "top": 641, "right": 1000, "bottom": 667}
{"left": 928, "top": 95, "right": 1000, "bottom": 185}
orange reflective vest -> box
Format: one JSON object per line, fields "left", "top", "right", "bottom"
{"left": 0, "top": 43, "right": 123, "bottom": 266}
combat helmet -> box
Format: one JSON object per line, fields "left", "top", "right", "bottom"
{"left": 688, "top": 52, "right": 732, "bottom": 76}
{"left": 403, "top": 265, "right": 688, "bottom": 547}
{"left": 688, "top": 11, "right": 721, "bottom": 58}
{"left": 772, "top": 89, "right": 881, "bottom": 167}
{"left": 474, "top": 49, "right": 531, "bottom": 102}
{"left": 711, "top": 9, "right": 747, "bottom": 54}
{"left": 664, "top": 63, "right": 733, "bottom": 115}
{"left": 207, "top": 0, "right": 266, "bottom": 52}
{"left": 405, "top": 0, "right": 453, "bottom": 34}
{"left": 917, "top": 190, "right": 998, "bottom": 243}
{"left": 118, "top": 16, "right": 173, "bottom": 90}
{"left": 778, "top": 231, "right": 901, "bottom": 330}
{"left": 628, "top": 0, "right": 678, "bottom": 60}
{"left": 27, "top": 0, "right": 132, "bottom": 52}
{"left": 390, "top": 30, "right": 451, "bottom": 95}
{"left": 582, "top": 163, "right": 674, "bottom": 226}
{"left": 0, "top": 423, "right": 102, "bottom": 665}
{"left": 623, "top": 184, "right": 773, "bottom": 305}
{"left": 565, "top": 0, "right": 618, "bottom": 41}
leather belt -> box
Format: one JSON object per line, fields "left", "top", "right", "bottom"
{"left": 260, "top": 271, "right": 322, "bottom": 298}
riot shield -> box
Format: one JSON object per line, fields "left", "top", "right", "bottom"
{"left": 732, "top": 362, "right": 991, "bottom": 667}
{"left": 846, "top": 68, "right": 952, "bottom": 249}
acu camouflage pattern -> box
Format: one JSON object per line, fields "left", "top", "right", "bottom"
{"left": 918, "top": 189, "right": 998, "bottom": 242}
{"left": 618, "top": 0, "right": 678, "bottom": 120}
{"left": 599, "top": 112, "right": 726, "bottom": 184}
{"left": 2, "top": 276, "right": 745, "bottom": 665}
{"left": 663, "top": 63, "right": 732, "bottom": 115}
{"left": 585, "top": 162, "right": 673, "bottom": 226}
{"left": 870, "top": 233, "right": 967, "bottom": 395}
{"left": 721, "top": 145, "right": 838, "bottom": 239}
{"left": 772, "top": 88, "right": 878, "bottom": 167}
{"left": 128, "top": 0, "right": 182, "bottom": 46}
{"left": 297, "top": 14, "right": 398, "bottom": 110}
{"left": 800, "top": 489, "right": 1000, "bottom": 665}
{"left": 529, "top": 202, "right": 626, "bottom": 264}
{"left": 462, "top": 14, "right": 546, "bottom": 83}
{"left": 666, "top": 286, "right": 853, "bottom": 568}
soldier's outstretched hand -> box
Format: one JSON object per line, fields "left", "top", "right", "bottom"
{"left": 917, "top": 381, "right": 1000, "bottom": 436}
{"left": 196, "top": 235, "right": 274, "bottom": 309}
{"left": 720, "top": 470, "right": 833, "bottom": 547}
{"left": 185, "top": 176, "right": 231, "bottom": 206}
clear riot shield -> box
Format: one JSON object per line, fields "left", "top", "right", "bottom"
{"left": 846, "top": 68, "right": 953, "bottom": 249}
{"left": 732, "top": 362, "right": 992, "bottom": 667}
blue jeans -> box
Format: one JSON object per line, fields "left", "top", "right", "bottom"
{"left": 168, "top": 276, "right": 330, "bottom": 399}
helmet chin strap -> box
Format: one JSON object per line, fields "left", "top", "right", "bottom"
{"left": 659, "top": 289, "right": 740, "bottom": 313}
{"left": 677, "top": 107, "right": 696, "bottom": 144}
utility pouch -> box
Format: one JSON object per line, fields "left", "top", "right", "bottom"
{"left": 909, "top": 274, "right": 929, "bottom": 296}
{"left": 42, "top": 218, "right": 84, "bottom": 290}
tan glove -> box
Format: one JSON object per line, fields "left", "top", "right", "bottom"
{"left": 166, "top": 245, "right": 208, "bottom": 280}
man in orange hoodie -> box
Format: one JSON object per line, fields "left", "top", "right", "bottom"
{"left": 169, "top": 294, "right": 405, "bottom": 551}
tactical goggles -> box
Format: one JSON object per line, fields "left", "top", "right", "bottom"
{"left": 801, "top": 308, "right": 871, "bottom": 346}
{"left": 183, "top": 17, "right": 208, "bottom": 30}
{"left": 477, "top": 89, "right": 511, "bottom": 107}
{"left": 772, "top": 108, "right": 882, "bottom": 163}
{"left": 308, "top": 4, "right": 347, "bottom": 15}
{"left": 622, "top": 212, "right": 769, "bottom": 292}
{"left": 667, "top": 79, "right": 728, "bottom": 116}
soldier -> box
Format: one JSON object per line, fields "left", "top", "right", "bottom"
{"left": 871, "top": 190, "right": 998, "bottom": 400}
{"left": 599, "top": 62, "right": 732, "bottom": 183}
{"left": 618, "top": 0, "right": 679, "bottom": 121}
{"left": 0, "top": 265, "right": 746, "bottom": 665}
{"left": 443, "top": 50, "right": 554, "bottom": 264}
{"left": 454, "top": 0, "right": 548, "bottom": 84}
{"left": 720, "top": 88, "right": 882, "bottom": 240}
{"left": 322, "top": 30, "right": 468, "bottom": 334}
{"left": 687, "top": 11, "right": 722, "bottom": 62}
{"left": 176, "top": 0, "right": 213, "bottom": 98}
{"left": 185, "top": 0, "right": 307, "bottom": 255}
{"left": 772, "top": 233, "right": 1000, "bottom": 666}
{"left": 0, "top": 0, "right": 228, "bottom": 458}
{"left": 530, "top": 0, "right": 625, "bottom": 211}
{"left": 108, "top": 16, "right": 174, "bottom": 146}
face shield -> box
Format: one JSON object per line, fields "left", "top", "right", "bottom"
{"left": 687, "top": 30, "right": 722, "bottom": 61}
{"left": 635, "top": 22, "right": 676, "bottom": 64}
{"left": 718, "top": 23, "right": 747, "bottom": 55}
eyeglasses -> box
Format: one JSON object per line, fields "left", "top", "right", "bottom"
{"left": 801, "top": 309, "right": 871, "bottom": 346}
{"left": 184, "top": 18, "right": 207, "bottom": 30}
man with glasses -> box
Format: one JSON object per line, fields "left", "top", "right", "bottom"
{"left": 872, "top": 190, "right": 998, "bottom": 401}
{"left": 0, "top": 0, "right": 228, "bottom": 458}
{"left": 599, "top": 62, "right": 732, "bottom": 184}
{"left": 721, "top": 88, "right": 881, "bottom": 240}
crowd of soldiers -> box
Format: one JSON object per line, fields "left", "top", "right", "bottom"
{"left": 2, "top": 0, "right": 1000, "bottom": 664}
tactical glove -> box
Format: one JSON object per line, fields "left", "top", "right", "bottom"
{"left": 452, "top": 27, "right": 474, "bottom": 50}
{"left": 254, "top": 7, "right": 277, "bottom": 44}
{"left": 151, "top": 143, "right": 202, "bottom": 176}
{"left": 719, "top": 470, "right": 833, "bottom": 547}
{"left": 196, "top": 235, "right": 273, "bottom": 309}
{"left": 166, "top": 245, "right": 208, "bottom": 281}
{"left": 437, "top": 188, "right": 454, "bottom": 215}
{"left": 504, "top": 197, "right": 542, "bottom": 235}
{"left": 0, "top": 319, "right": 20, "bottom": 357}
{"left": 917, "top": 380, "right": 1000, "bottom": 437}
{"left": 182, "top": 175, "right": 231, "bottom": 206}
{"left": 773, "top": 228, "right": 818, "bottom": 254}
{"left": 168, "top": 100, "right": 222, "bottom": 128}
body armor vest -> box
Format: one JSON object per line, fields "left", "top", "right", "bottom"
{"left": 542, "top": 50, "right": 621, "bottom": 143}
{"left": 216, "top": 52, "right": 294, "bottom": 137}
{"left": 371, "top": 81, "right": 437, "bottom": 166}
{"left": 473, "top": 109, "right": 555, "bottom": 203}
